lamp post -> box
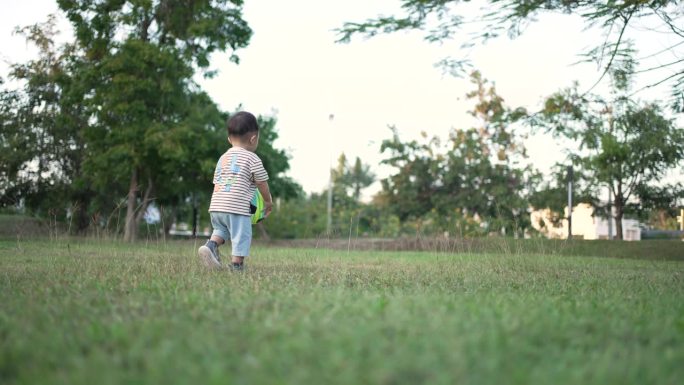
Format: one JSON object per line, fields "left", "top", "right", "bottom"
{"left": 607, "top": 187, "right": 613, "bottom": 240}
{"left": 567, "top": 165, "right": 573, "bottom": 240}
{"left": 327, "top": 113, "right": 334, "bottom": 235}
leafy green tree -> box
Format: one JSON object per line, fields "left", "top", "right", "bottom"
{"left": 251, "top": 114, "right": 303, "bottom": 240}
{"left": 378, "top": 71, "right": 535, "bottom": 236}
{"left": 348, "top": 156, "right": 375, "bottom": 202}
{"left": 444, "top": 71, "right": 533, "bottom": 235}
{"left": 264, "top": 194, "right": 327, "bottom": 239}
{"left": 0, "top": 17, "right": 96, "bottom": 231}
{"left": 379, "top": 128, "right": 444, "bottom": 223}
{"left": 538, "top": 66, "right": 684, "bottom": 239}
{"left": 0, "top": 79, "right": 24, "bottom": 207}
{"left": 255, "top": 115, "right": 303, "bottom": 201}
{"left": 2, "top": 5, "right": 301, "bottom": 241}
{"left": 337, "top": 0, "right": 684, "bottom": 110}
{"left": 330, "top": 153, "right": 374, "bottom": 204}
{"left": 150, "top": 91, "right": 227, "bottom": 236}
{"left": 632, "top": 183, "right": 684, "bottom": 230}
{"left": 328, "top": 153, "right": 356, "bottom": 212}
{"left": 55, "top": 0, "right": 253, "bottom": 241}
{"left": 528, "top": 163, "right": 597, "bottom": 231}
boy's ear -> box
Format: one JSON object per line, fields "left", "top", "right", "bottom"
{"left": 227, "top": 137, "right": 232, "bottom": 144}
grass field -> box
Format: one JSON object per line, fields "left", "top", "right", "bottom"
{"left": 1, "top": 238, "right": 683, "bottom": 385}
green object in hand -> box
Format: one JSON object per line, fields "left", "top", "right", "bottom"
{"left": 250, "top": 189, "right": 266, "bottom": 224}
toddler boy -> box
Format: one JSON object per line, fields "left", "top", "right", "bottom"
{"left": 198, "top": 111, "right": 272, "bottom": 270}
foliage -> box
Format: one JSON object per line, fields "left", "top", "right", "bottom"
{"left": 1, "top": 4, "right": 302, "bottom": 241}
{"left": 264, "top": 154, "right": 376, "bottom": 239}
{"left": 57, "top": 0, "right": 252, "bottom": 68}
{"left": 528, "top": 163, "right": 599, "bottom": 227}
{"left": 254, "top": 115, "right": 304, "bottom": 201}
{"left": 0, "top": 16, "right": 96, "bottom": 230}
{"left": 51, "top": 0, "right": 253, "bottom": 241}
{"left": 376, "top": 71, "right": 536, "bottom": 236}
{"left": 535, "top": 67, "right": 684, "bottom": 239}
{"left": 263, "top": 194, "right": 327, "bottom": 239}
{"left": 264, "top": 192, "right": 380, "bottom": 240}
{"left": 331, "top": 153, "right": 375, "bottom": 202}
{"left": 337, "top": 0, "right": 684, "bottom": 111}
{"left": 631, "top": 183, "right": 684, "bottom": 229}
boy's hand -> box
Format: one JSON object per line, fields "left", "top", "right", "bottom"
{"left": 255, "top": 180, "right": 273, "bottom": 218}
{"left": 263, "top": 201, "right": 273, "bottom": 218}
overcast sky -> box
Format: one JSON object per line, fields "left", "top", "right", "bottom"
{"left": 2, "top": 1, "right": 681, "bottom": 199}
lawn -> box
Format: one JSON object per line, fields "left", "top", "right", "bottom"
{"left": 1, "top": 238, "right": 683, "bottom": 385}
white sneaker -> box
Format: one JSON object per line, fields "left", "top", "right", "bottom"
{"left": 198, "top": 244, "right": 221, "bottom": 269}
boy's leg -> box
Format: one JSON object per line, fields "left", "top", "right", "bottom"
{"left": 199, "top": 212, "right": 229, "bottom": 269}
{"left": 227, "top": 214, "right": 252, "bottom": 271}
{"left": 199, "top": 237, "right": 223, "bottom": 268}
{"left": 231, "top": 256, "right": 245, "bottom": 271}
{"left": 210, "top": 235, "right": 225, "bottom": 244}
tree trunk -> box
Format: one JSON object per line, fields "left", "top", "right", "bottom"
{"left": 615, "top": 206, "right": 624, "bottom": 240}
{"left": 614, "top": 184, "right": 624, "bottom": 240}
{"left": 134, "top": 173, "right": 155, "bottom": 240}
{"left": 191, "top": 205, "right": 198, "bottom": 237}
{"left": 134, "top": 175, "right": 154, "bottom": 224}
{"left": 73, "top": 194, "right": 91, "bottom": 234}
{"left": 191, "top": 192, "right": 198, "bottom": 237}
{"left": 124, "top": 169, "right": 139, "bottom": 242}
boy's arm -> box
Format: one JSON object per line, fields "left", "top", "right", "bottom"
{"left": 255, "top": 180, "right": 273, "bottom": 217}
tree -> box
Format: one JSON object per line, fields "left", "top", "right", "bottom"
{"left": 252, "top": 114, "right": 303, "bottom": 240}
{"left": 378, "top": 71, "right": 535, "bottom": 236}
{"left": 150, "top": 90, "right": 227, "bottom": 237}
{"left": 442, "top": 71, "right": 533, "bottom": 235}
{"left": 537, "top": 65, "right": 684, "bottom": 239}
{"left": 330, "top": 153, "right": 374, "bottom": 203}
{"left": 528, "top": 163, "right": 597, "bottom": 231}
{"left": 348, "top": 157, "right": 375, "bottom": 202}
{"left": 0, "top": 16, "right": 96, "bottom": 231}
{"left": 378, "top": 128, "right": 442, "bottom": 223}
{"left": 0, "top": 79, "right": 24, "bottom": 206}
{"left": 632, "top": 183, "right": 684, "bottom": 230}
{"left": 254, "top": 115, "right": 303, "bottom": 201}
{"left": 55, "top": 0, "right": 253, "bottom": 241}
{"left": 2, "top": 5, "right": 302, "bottom": 242}
{"left": 337, "top": 0, "right": 684, "bottom": 111}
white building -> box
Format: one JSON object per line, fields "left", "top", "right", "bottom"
{"left": 531, "top": 203, "right": 641, "bottom": 241}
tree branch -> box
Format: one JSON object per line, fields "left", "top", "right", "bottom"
{"left": 654, "top": 9, "right": 684, "bottom": 38}
{"left": 628, "top": 71, "right": 684, "bottom": 98}
{"left": 632, "top": 58, "right": 684, "bottom": 74}
{"left": 637, "top": 40, "right": 684, "bottom": 61}
{"left": 583, "top": 7, "right": 635, "bottom": 96}
{"left": 623, "top": 170, "right": 641, "bottom": 203}
{"left": 135, "top": 174, "right": 155, "bottom": 223}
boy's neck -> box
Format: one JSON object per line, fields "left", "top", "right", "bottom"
{"left": 230, "top": 143, "right": 255, "bottom": 152}
{"left": 229, "top": 134, "right": 258, "bottom": 152}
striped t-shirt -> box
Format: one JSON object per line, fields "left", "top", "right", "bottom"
{"left": 209, "top": 147, "right": 269, "bottom": 216}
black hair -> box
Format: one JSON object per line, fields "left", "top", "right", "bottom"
{"left": 227, "top": 111, "right": 259, "bottom": 137}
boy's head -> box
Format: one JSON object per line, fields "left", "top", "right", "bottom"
{"left": 227, "top": 111, "right": 259, "bottom": 151}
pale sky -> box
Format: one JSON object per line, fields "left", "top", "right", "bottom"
{"left": 2, "top": 0, "right": 681, "bottom": 199}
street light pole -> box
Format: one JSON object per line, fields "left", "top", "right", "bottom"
{"left": 327, "top": 113, "right": 334, "bottom": 235}
{"left": 607, "top": 187, "right": 613, "bottom": 240}
{"left": 567, "top": 165, "right": 573, "bottom": 240}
